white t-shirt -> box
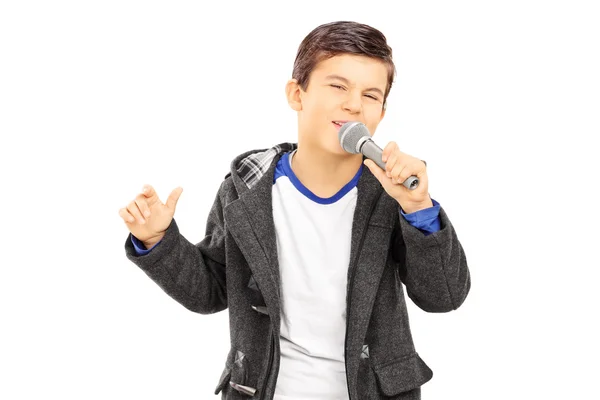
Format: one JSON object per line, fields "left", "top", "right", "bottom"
{"left": 271, "top": 149, "right": 363, "bottom": 400}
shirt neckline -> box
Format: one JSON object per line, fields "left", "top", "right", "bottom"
{"left": 281, "top": 150, "right": 363, "bottom": 205}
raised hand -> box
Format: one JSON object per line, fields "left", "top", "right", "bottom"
{"left": 118, "top": 184, "right": 183, "bottom": 248}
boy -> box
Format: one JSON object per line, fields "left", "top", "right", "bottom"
{"left": 120, "top": 20, "right": 470, "bottom": 400}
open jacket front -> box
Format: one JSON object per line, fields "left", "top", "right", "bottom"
{"left": 124, "top": 142, "right": 471, "bottom": 400}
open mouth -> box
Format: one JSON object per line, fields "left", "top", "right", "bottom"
{"left": 332, "top": 121, "right": 348, "bottom": 131}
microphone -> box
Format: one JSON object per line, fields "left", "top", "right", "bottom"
{"left": 338, "top": 122, "right": 420, "bottom": 190}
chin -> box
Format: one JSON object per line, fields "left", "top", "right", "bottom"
{"left": 323, "top": 135, "right": 345, "bottom": 154}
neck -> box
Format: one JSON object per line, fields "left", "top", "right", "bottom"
{"left": 290, "top": 143, "right": 363, "bottom": 196}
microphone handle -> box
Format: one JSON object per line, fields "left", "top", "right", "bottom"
{"left": 361, "top": 140, "right": 420, "bottom": 190}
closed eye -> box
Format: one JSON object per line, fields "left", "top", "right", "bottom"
{"left": 331, "top": 84, "right": 379, "bottom": 100}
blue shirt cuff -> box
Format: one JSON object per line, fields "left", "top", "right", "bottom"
{"left": 399, "top": 198, "right": 441, "bottom": 236}
{"left": 131, "top": 235, "right": 161, "bottom": 255}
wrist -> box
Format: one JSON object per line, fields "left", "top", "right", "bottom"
{"left": 142, "top": 232, "right": 165, "bottom": 249}
{"left": 400, "top": 198, "right": 434, "bottom": 214}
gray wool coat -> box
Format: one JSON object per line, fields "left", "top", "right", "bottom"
{"left": 124, "top": 142, "right": 471, "bottom": 400}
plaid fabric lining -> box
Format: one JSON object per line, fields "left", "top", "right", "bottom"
{"left": 235, "top": 142, "right": 296, "bottom": 189}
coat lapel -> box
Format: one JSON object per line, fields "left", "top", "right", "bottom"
{"left": 224, "top": 151, "right": 285, "bottom": 329}
{"left": 344, "top": 164, "right": 397, "bottom": 396}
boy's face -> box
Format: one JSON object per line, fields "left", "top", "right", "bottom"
{"left": 286, "top": 53, "right": 388, "bottom": 156}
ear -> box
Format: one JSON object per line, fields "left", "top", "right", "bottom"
{"left": 285, "top": 79, "right": 302, "bottom": 111}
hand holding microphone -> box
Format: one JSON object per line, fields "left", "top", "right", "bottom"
{"left": 338, "top": 122, "right": 424, "bottom": 190}
{"left": 338, "top": 121, "right": 433, "bottom": 213}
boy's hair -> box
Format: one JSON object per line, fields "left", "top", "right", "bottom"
{"left": 292, "top": 21, "right": 396, "bottom": 109}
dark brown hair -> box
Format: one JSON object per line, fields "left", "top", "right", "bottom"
{"left": 292, "top": 21, "right": 396, "bottom": 108}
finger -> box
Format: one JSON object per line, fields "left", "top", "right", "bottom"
{"left": 127, "top": 200, "right": 146, "bottom": 224}
{"left": 385, "top": 151, "right": 398, "bottom": 177}
{"left": 135, "top": 194, "right": 151, "bottom": 219}
{"left": 398, "top": 166, "right": 415, "bottom": 184}
{"left": 382, "top": 142, "right": 397, "bottom": 163}
{"left": 399, "top": 161, "right": 426, "bottom": 182}
{"left": 397, "top": 158, "right": 427, "bottom": 185}
{"left": 119, "top": 208, "right": 135, "bottom": 224}
{"left": 165, "top": 187, "right": 183, "bottom": 211}
{"left": 364, "top": 160, "right": 387, "bottom": 184}
{"left": 391, "top": 163, "right": 408, "bottom": 184}
{"left": 142, "top": 184, "right": 155, "bottom": 198}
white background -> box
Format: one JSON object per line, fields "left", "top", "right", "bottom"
{"left": 1, "top": 0, "right": 599, "bottom": 399}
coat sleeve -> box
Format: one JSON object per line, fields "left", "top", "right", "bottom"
{"left": 391, "top": 205, "right": 471, "bottom": 313}
{"left": 123, "top": 180, "right": 229, "bottom": 315}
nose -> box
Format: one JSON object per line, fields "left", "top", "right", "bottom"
{"left": 342, "top": 92, "right": 362, "bottom": 114}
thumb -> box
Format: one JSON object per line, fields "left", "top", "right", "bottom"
{"left": 364, "top": 159, "right": 387, "bottom": 184}
{"left": 166, "top": 186, "right": 183, "bottom": 211}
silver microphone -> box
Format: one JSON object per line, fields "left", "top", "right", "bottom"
{"left": 338, "top": 121, "right": 420, "bottom": 190}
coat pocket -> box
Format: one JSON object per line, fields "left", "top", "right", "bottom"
{"left": 372, "top": 352, "right": 433, "bottom": 396}
{"left": 214, "top": 365, "right": 232, "bottom": 395}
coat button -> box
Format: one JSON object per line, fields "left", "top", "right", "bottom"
{"left": 361, "top": 344, "right": 370, "bottom": 359}
{"left": 230, "top": 381, "right": 257, "bottom": 396}
{"left": 251, "top": 305, "right": 269, "bottom": 315}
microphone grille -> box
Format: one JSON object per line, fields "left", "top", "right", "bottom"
{"left": 338, "top": 122, "right": 370, "bottom": 154}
